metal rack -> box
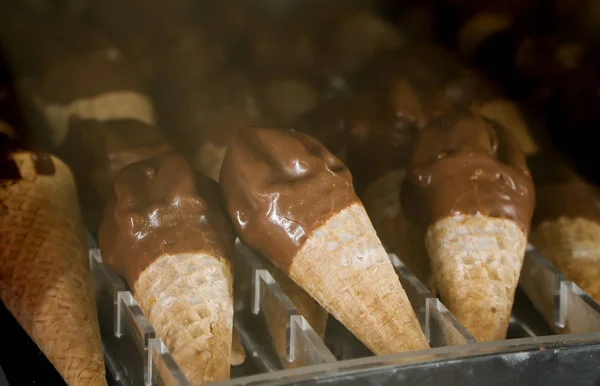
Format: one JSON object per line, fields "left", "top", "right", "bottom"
{"left": 90, "top": 241, "right": 600, "bottom": 386}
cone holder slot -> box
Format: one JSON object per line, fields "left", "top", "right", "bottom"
{"left": 519, "top": 245, "right": 600, "bottom": 334}
{"left": 91, "top": 241, "right": 600, "bottom": 385}
{"left": 389, "top": 253, "right": 476, "bottom": 347}
{"left": 147, "top": 338, "right": 188, "bottom": 386}
{"left": 236, "top": 240, "right": 337, "bottom": 368}
{"left": 90, "top": 249, "right": 188, "bottom": 386}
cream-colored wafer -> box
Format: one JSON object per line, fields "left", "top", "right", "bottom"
{"left": 0, "top": 152, "right": 106, "bottom": 385}
{"left": 289, "top": 203, "right": 428, "bottom": 354}
{"left": 134, "top": 253, "right": 233, "bottom": 384}
{"left": 38, "top": 91, "right": 156, "bottom": 146}
{"left": 531, "top": 217, "right": 600, "bottom": 303}
{"left": 425, "top": 214, "right": 527, "bottom": 342}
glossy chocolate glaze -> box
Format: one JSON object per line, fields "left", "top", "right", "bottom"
{"left": 99, "top": 152, "right": 234, "bottom": 286}
{"left": 219, "top": 128, "right": 358, "bottom": 271}
{"left": 402, "top": 112, "right": 534, "bottom": 233}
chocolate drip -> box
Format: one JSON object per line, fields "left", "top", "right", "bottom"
{"left": 99, "top": 152, "right": 233, "bottom": 285}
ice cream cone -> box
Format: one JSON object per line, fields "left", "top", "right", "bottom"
{"left": 425, "top": 214, "right": 527, "bottom": 342}
{"left": 220, "top": 127, "right": 429, "bottom": 355}
{"left": 361, "top": 170, "right": 435, "bottom": 292}
{"left": 288, "top": 203, "right": 428, "bottom": 354}
{"left": 531, "top": 217, "right": 600, "bottom": 303}
{"left": 99, "top": 153, "right": 235, "bottom": 384}
{"left": 134, "top": 253, "right": 233, "bottom": 384}
{"left": 0, "top": 152, "right": 106, "bottom": 385}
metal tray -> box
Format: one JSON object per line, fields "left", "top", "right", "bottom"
{"left": 89, "top": 241, "right": 600, "bottom": 386}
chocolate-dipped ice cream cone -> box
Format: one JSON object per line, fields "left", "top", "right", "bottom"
{"left": 529, "top": 157, "right": 600, "bottom": 303}
{"left": 0, "top": 130, "right": 106, "bottom": 385}
{"left": 220, "top": 127, "right": 428, "bottom": 355}
{"left": 403, "top": 113, "right": 534, "bottom": 341}
{"left": 99, "top": 153, "right": 234, "bottom": 384}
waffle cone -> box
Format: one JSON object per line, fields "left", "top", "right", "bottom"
{"left": 288, "top": 203, "right": 428, "bottom": 355}
{"left": 425, "top": 214, "right": 527, "bottom": 342}
{"left": 361, "top": 170, "right": 435, "bottom": 291}
{"left": 531, "top": 217, "right": 600, "bottom": 303}
{"left": 134, "top": 253, "right": 234, "bottom": 384}
{"left": 0, "top": 153, "right": 106, "bottom": 385}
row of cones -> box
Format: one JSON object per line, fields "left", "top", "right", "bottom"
{"left": 4, "top": 8, "right": 600, "bottom": 386}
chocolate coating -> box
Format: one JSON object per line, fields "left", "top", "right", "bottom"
{"left": 99, "top": 152, "right": 233, "bottom": 286}
{"left": 220, "top": 128, "right": 358, "bottom": 271}
{"left": 402, "top": 112, "right": 534, "bottom": 233}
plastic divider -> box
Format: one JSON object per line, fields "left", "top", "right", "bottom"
{"left": 289, "top": 315, "right": 337, "bottom": 366}
{"left": 90, "top": 239, "right": 600, "bottom": 385}
{"left": 148, "top": 339, "right": 189, "bottom": 386}
{"left": 235, "top": 240, "right": 337, "bottom": 368}
{"left": 389, "top": 254, "right": 430, "bottom": 328}
{"left": 389, "top": 253, "right": 476, "bottom": 346}
{"left": 519, "top": 246, "right": 563, "bottom": 329}
{"left": 560, "top": 281, "right": 600, "bottom": 334}
{"left": 507, "top": 317, "right": 538, "bottom": 338}
{"left": 520, "top": 245, "right": 600, "bottom": 334}
{"left": 425, "top": 298, "right": 476, "bottom": 347}
{"left": 89, "top": 249, "right": 186, "bottom": 385}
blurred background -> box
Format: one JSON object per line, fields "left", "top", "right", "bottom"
{"left": 1, "top": 1, "right": 600, "bottom": 384}
{"left": 0, "top": 0, "right": 598, "bottom": 186}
